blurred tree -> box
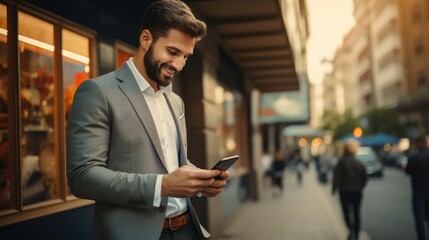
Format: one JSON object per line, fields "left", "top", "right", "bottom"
{"left": 363, "top": 107, "right": 405, "bottom": 137}
{"left": 321, "top": 109, "right": 359, "bottom": 140}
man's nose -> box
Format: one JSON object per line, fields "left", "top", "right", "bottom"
{"left": 171, "top": 57, "right": 186, "bottom": 72}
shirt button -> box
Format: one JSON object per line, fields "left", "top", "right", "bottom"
{"left": 159, "top": 205, "right": 166, "bottom": 212}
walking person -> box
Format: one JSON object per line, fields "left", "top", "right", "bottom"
{"left": 332, "top": 140, "right": 368, "bottom": 240}
{"left": 271, "top": 150, "right": 286, "bottom": 197}
{"left": 292, "top": 149, "right": 304, "bottom": 185}
{"left": 261, "top": 151, "right": 273, "bottom": 189}
{"left": 405, "top": 135, "right": 429, "bottom": 240}
{"left": 66, "top": 1, "right": 230, "bottom": 239}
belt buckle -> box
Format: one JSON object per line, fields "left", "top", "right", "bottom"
{"left": 169, "top": 217, "right": 180, "bottom": 231}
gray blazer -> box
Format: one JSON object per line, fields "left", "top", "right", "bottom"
{"left": 67, "top": 64, "right": 209, "bottom": 240}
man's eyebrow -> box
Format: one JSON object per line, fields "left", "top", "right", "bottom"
{"left": 166, "top": 46, "right": 193, "bottom": 56}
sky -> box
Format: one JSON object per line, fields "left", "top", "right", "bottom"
{"left": 306, "top": 0, "right": 355, "bottom": 85}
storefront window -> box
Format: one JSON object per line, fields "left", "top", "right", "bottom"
{"left": 18, "top": 11, "right": 59, "bottom": 205}
{"left": 0, "top": 3, "right": 12, "bottom": 211}
{"left": 62, "top": 28, "right": 91, "bottom": 196}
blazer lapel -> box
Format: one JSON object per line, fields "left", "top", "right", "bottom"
{"left": 115, "top": 64, "right": 168, "bottom": 170}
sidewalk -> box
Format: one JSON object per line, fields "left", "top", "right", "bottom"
{"left": 219, "top": 167, "right": 371, "bottom": 240}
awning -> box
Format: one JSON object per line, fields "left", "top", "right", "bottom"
{"left": 187, "top": 0, "right": 299, "bottom": 92}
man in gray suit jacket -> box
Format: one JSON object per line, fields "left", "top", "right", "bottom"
{"left": 67, "top": 1, "right": 229, "bottom": 239}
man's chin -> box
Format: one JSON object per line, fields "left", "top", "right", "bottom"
{"left": 160, "top": 77, "right": 174, "bottom": 86}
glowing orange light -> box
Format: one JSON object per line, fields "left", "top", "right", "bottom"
{"left": 298, "top": 138, "right": 307, "bottom": 147}
{"left": 353, "top": 127, "right": 363, "bottom": 138}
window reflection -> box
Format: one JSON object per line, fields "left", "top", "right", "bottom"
{"left": 62, "top": 29, "right": 90, "bottom": 196}
{"left": 0, "top": 3, "right": 12, "bottom": 211}
{"left": 18, "top": 11, "right": 59, "bottom": 205}
{"left": 62, "top": 29, "right": 90, "bottom": 121}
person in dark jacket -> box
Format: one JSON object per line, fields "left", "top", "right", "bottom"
{"left": 332, "top": 139, "right": 368, "bottom": 240}
{"left": 271, "top": 150, "right": 286, "bottom": 197}
{"left": 405, "top": 135, "right": 429, "bottom": 240}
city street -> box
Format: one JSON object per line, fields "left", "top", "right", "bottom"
{"left": 361, "top": 167, "right": 416, "bottom": 240}
{"left": 219, "top": 165, "right": 418, "bottom": 240}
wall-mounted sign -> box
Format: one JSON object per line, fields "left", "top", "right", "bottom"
{"left": 258, "top": 75, "right": 309, "bottom": 124}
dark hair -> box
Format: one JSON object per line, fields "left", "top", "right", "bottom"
{"left": 140, "top": 0, "right": 207, "bottom": 43}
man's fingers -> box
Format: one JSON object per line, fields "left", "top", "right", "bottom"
{"left": 201, "top": 187, "right": 222, "bottom": 196}
{"left": 181, "top": 166, "right": 219, "bottom": 179}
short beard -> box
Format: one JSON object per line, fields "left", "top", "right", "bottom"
{"left": 144, "top": 45, "right": 173, "bottom": 87}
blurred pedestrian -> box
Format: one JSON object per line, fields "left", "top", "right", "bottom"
{"left": 405, "top": 135, "right": 429, "bottom": 240}
{"left": 261, "top": 151, "right": 273, "bottom": 188}
{"left": 292, "top": 149, "right": 305, "bottom": 185}
{"left": 332, "top": 140, "right": 368, "bottom": 240}
{"left": 271, "top": 150, "right": 286, "bottom": 197}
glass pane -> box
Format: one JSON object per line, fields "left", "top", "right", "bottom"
{"left": 0, "top": 3, "right": 13, "bottom": 211}
{"left": 62, "top": 28, "right": 90, "bottom": 196}
{"left": 18, "top": 11, "right": 59, "bottom": 205}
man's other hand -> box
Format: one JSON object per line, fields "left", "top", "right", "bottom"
{"left": 200, "top": 171, "right": 230, "bottom": 197}
{"left": 161, "top": 166, "right": 219, "bottom": 198}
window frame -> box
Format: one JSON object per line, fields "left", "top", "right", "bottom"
{"left": 0, "top": 1, "right": 98, "bottom": 226}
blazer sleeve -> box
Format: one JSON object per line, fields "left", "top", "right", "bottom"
{"left": 67, "top": 80, "right": 157, "bottom": 209}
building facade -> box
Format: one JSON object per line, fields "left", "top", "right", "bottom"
{"left": 323, "top": 0, "right": 429, "bottom": 139}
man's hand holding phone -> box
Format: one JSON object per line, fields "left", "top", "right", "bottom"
{"left": 211, "top": 155, "right": 239, "bottom": 179}
{"left": 199, "top": 155, "right": 239, "bottom": 197}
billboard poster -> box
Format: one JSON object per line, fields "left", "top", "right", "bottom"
{"left": 258, "top": 75, "right": 309, "bottom": 124}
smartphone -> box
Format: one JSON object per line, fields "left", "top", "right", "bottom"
{"left": 211, "top": 155, "right": 239, "bottom": 171}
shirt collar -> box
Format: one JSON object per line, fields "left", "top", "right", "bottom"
{"left": 126, "top": 57, "right": 172, "bottom": 95}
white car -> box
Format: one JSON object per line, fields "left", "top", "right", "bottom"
{"left": 356, "top": 147, "right": 383, "bottom": 177}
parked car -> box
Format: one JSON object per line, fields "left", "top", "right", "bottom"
{"left": 356, "top": 147, "right": 383, "bottom": 177}
{"left": 394, "top": 153, "right": 408, "bottom": 169}
{"left": 381, "top": 150, "right": 408, "bottom": 169}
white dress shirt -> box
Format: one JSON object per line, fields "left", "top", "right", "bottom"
{"left": 127, "top": 58, "right": 187, "bottom": 218}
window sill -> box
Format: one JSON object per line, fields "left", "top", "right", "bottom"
{"left": 0, "top": 198, "right": 94, "bottom": 227}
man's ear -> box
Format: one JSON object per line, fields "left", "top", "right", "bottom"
{"left": 140, "top": 29, "right": 152, "bottom": 50}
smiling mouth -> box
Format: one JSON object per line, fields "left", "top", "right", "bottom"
{"left": 164, "top": 66, "right": 176, "bottom": 75}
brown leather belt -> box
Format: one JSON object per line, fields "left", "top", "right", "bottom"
{"left": 163, "top": 212, "right": 191, "bottom": 230}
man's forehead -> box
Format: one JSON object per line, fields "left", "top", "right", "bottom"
{"left": 156, "top": 29, "right": 196, "bottom": 54}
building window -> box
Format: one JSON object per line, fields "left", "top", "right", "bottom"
{"left": 376, "top": 18, "right": 397, "bottom": 45}
{"left": 359, "top": 69, "right": 370, "bottom": 84}
{"left": 0, "top": 3, "right": 95, "bottom": 224}
{"left": 18, "top": 11, "right": 59, "bottom": 206}
{"left": 378, "top": 48, "right": 400, "bottom": 71}
{"left": 418, "top": 73, "right": 427, "bottom": 93}
{"left": 414, "top": 37, "right": 424, "bottom": 56}
{"left": 412, "top": 4, "right": 422, "bottom": 23}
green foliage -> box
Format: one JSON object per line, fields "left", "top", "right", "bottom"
{"left": 320, "top": 107, "right": 406, "bottom": 140}
{"left": 363, "top": 106, "right": 405, "bottom": 137}
{"left": 321, "top": 109, "right": 359, "bottom": 140}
